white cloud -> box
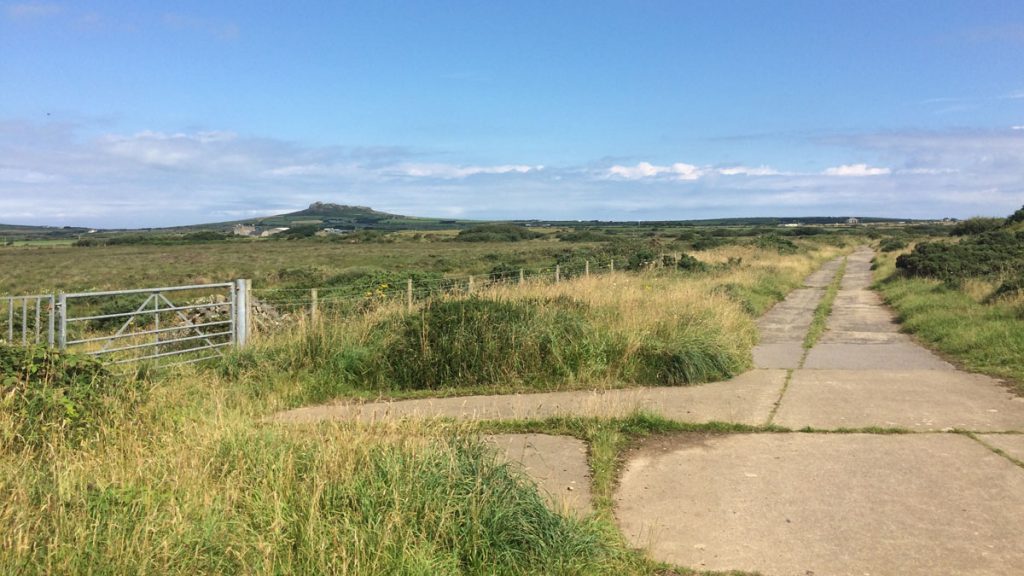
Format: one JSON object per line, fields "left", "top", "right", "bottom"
{"left": 393, "top": 163, "right": 539, "bottom": 179}
{"left": 2, "top": 121, "right": 1022, "bottom": 227}
{"left": 1012, "top": 125, "right": 1024, "bottom": 131}
{"left": 822, "top": 163, "right": 891, "bottom": 177}
{"left": 101, "top": 131, "right": 211, "bottom": 167}
{"left": 717, "top": 165, "right": 781, "bottom": 176}
{"left": 669, "top": 163, "right": 703, "bottom": 180}
{"left": 606, "top": 162, "right": 704, "bottom": 180}
{"left": 607, "top": 162, "right": 664, "bottom": 179}
{"left": 895, "top": 167, "right": 959, "bottom": 175}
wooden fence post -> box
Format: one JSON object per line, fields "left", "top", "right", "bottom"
{"left": 407, "top": 278, "right": 413, "bottom": 312}
{"left": 610, "top": 259, "right": 615, "bottom": 273}
{"left": 585, "top": 260, "right": 590, "bottom": 277}
{"left": 555, "top": 265, "right": 560, "bottom": 284}
{"left": 519, "top": 269, "right": 525, "bottom": 285}
{"left": 468, "top": 275, "right": 474, "bottom": 294}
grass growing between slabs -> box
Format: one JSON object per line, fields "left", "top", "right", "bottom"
{"left": 874, "top": 250, "right": 1024, "bottom": 395}
{"left": 803, "top": 258, "right": 847, "bottom": 350}
{"left": 480, "top": 414, "right": 780, "bottom": 576}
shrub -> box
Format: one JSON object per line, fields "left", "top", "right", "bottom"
{"left": 332, "top": 229, "right": 391, "bottom": 243}
{"left": 455, "top": 224, "right": 543, "bottom": 242}
{"left": 1, "top": 345, "right": 114, "bottom": 448}
{"left": 626, "top": 247, "right": 657, "bottom": 270}
{"left": 879, "top": 238, "right": 907, "bottom": 252}
{"left": 691, "top": 235, "right": 726, "bottom": 251}
{"left": 676, "top": 253, "right": 709, "bottom": 272}
{"left": 950, "top": 217, "right": 1004, "bottom": 236}
{"left": 1008, "top": 205, "right": 1024, "bottom": 225}
{"left": 276, "top": 265, "right": 329, "bottom": 287}
{"left": 487, "top": 262, "right": 521, "bottom": 282}
{"left": 895, "top": 230, "right": 1024, "bottom": 284}
{"left": 556, "top": 229, "right": 609, "bottom": 242}
{"left": 754, "top": 234, "right": 799, "bottom": 254}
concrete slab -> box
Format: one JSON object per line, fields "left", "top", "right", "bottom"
{"left": 637, "top": 370, "right": 786, "bottom": 424}
{"left": 803, "top": 341, "right": 954, "bottom": 370}
{"left": 803, "top": 258, "right": 844, "bottom": 288}
{"left": 756, "top": 288, "right": 823, "bottom": 343}
{"left": 840, "top": 248, "right": 875, "bottom": 290}
{"left": 273, "top": 369, "right": 788, "bottom": 426}
{"left": 615, "top": 433, "right": 1024, "bottom": 576}
{"left": 485, "top": 433, "right": 593, "bottom": 516}
{"left": 773, "top": 370, "right": 1024, "bottom": 431}
{"left": 977, "top": 434, "right": 1024, "bottom": 463}
{"left": 822, "top": 289, "right": 903, "bottom": 338}
{"left": 752, "top": 342, "right": 804, "bottom": 369}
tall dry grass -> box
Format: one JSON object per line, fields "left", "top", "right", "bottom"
{"left": 237, "top": 241, "right": 845, "bottom": 401}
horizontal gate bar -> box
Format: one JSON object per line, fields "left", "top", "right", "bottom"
{"left": 67, "top": 319, "right": 232, "bottom": 345}
{"left": 109, "top": 341, "right": 232, "bottom": 365}
{"left": 62, "top": 283, "right": 234, "bottom": 299}
{"left": 85, "top": 330, "right": 233, "bottom": 356}
{"left": 68, "top": 301, "right": 231, "bottom": 323}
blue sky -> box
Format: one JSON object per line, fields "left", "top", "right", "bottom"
{"left": 1, "top": 1, "right": 1023, "bottom": 227}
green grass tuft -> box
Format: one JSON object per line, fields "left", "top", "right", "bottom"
{"left": 370, "top": 297, "right": 604, "bottom": 390}
{"left": 803, "top": 258, "right": 846, "bottom": 350}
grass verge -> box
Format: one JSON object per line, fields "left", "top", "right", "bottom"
{"left": 874, "top": 252, "right": 1024, "bottom": 395}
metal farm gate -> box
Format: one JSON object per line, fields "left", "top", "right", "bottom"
{"left": 2, "top": 294, "right": 55, "bottom": 347}
{"left": 2, "top": 280, "right": 250, "bottom": 367}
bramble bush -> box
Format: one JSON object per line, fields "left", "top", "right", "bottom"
{"left": 896, "top": 205, "right": 1024, "bottom": 285}
{"left": 950, "top": 217, "right": 1004, "bottom": 236}
{"left": 1, "top": 345, "right": 115, "bottom": 448}
{"left": 879, "top": 238, "right": 907, "bottom": 252}
{"left": 895, "top": 230, "right": 1024, "bottom": 284}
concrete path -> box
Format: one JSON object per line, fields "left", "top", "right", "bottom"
{"left": 275, "top": 369, "right": 786, "bottom": 426}
{"left": 616, "top": 247, "right": 1024, "bottom": 575}
{"left": 751, "top": 256, "right": 843, "bottom": 369}
{"left": 775, "top": 248, "right": 1024, "bottom": 430}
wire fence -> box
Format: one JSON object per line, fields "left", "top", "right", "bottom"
{"left": 247, "top": 258, "right": 625, "bottom": 331}
{"left": 2, "top": 253, "right": 683, "bottom": 362}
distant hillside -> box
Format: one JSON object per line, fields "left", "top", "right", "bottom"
{"left": 1, "top": 204, "right": 933, "bottom": 241}
{"left": 510, "top": 216, "right": 911, "bottom": 227}
{"left": 175, "top": 202, "right": 478, "bottom": 233}
{"left": 0, "top": 223, "right": 97, "bottom": 241}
